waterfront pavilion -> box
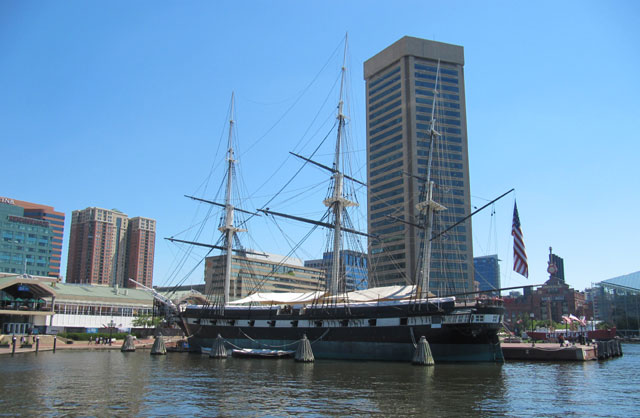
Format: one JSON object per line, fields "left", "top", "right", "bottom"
{"left": 595, "top": 271, "right": 640, "bottom": 336}
{"left": 0, "top": 274, "right": 56, "bottom": 334}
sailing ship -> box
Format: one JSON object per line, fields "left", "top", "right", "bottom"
{"left": 164, "top": 38, "right": 505, "bottom": 362}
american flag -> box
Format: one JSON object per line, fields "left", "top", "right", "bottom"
{"left": 512, "top": 202, "right": 528, "bottom": 278}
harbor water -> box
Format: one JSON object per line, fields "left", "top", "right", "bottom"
{"left": 1, "top": 344, "right": 639, "bottom": 417}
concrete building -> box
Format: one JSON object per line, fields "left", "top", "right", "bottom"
{"left": 364, "top": 37, "right": 473, "bottom": 294}
{"left": 66, "top": 208, "right": 156, "bottom": 288}
{"left": 474, "top": 255, "right": 500, "bottom": 294}
{"left": 205, "top": 252, "right": 325, "bottom": 302}
{"left": 305, "top": 250, "right": 368, "bottom": 292}
{"left": 0, "top": 199, "right": 56, "bottom": 277}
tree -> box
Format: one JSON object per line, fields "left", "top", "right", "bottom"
{"left": 132, "top": 313, "right": 161, "bottom": 328}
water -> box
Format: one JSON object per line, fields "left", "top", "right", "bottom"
{"left": 1, "top": 345, "right": 639, "bottom": 417}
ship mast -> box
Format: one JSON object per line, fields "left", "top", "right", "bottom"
{"left": 415, "top": 61, "right": 447, "bottom": 300}
{"left": 322, "top": 35, "right": 357, "bottom": 295}
{"left": 219, "top": 92, "right": 246, "bottom": 309}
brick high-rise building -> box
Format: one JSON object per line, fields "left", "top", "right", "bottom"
{"left": 126, "top": 217, "right": 156, "bottom": 288}
{"left": 66, "top": 207, "right": 154, "bottom": 288}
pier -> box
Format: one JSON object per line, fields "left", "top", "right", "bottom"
{"left": 502, "top": 340, "right": 623, "bottom": 361}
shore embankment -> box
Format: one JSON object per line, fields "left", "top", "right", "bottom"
{"left": 0, "top": 335, "right": 181, "bottom": 355}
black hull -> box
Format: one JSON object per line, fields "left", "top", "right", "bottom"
{"left": 179, "top": 300, "right": 504, "bottom": 362}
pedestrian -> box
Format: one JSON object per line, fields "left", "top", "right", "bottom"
{"left": 558, "top": 333, "right": 565, "bottom": 347}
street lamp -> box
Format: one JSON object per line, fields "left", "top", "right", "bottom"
{"left": 530, "top": 313, "right": 535, "bottom": 334}
{"left": 105, "top": 319, "right": 121, "bottom": 345}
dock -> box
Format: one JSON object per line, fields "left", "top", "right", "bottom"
{"left": 502, "top": 340, "right": 623, "bottom": 361}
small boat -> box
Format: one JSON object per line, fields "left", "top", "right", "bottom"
{"left": 231, "top": 348, "right": 295, "bottom": 359}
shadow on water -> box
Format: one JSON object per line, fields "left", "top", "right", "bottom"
{"left": 0, "top": 345, "right": 639, "bottom": 417}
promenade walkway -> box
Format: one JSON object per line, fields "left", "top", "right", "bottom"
{"left": 0, "top": 336, "right": 159, "bottom": 355}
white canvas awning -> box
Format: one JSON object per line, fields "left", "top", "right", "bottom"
{"left": 337, "top": 285, "right": 419, "bottom": 302}
{"left": 228, "top": 291, "right": 326, "bottom": 305}
{"left": 226, "top": 285, "right": 443, "bottom": 306}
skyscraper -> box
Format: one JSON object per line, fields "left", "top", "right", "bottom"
{"left": 305, "top": 250, "right": 369, "bottom": 292}
{"left": 66, "top": 207, "right": 155, "bottom": 287}
{"left": 364, "top": 37, "right": 473, "bottom": 295}
{"left": 127, "top": 217, "right": 156, "bottom": 288}
{"left": 474, "top": 255, "right": 501, "bottom": 294}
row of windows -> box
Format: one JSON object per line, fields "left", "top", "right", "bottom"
{"left": 373, "top": 253, "right": 407, "bottom": 264}
{"left": 370, "top": 151, "right": 402, "bottom": 170}
{"left": 370, "top": 160, "right": 403, "bottom": 179}
{"left": 416, "top": 134, "right": 462, "bottom": 144}
{"left": 370, "top": 125, "right": 402, "bottom": 146}
{"left": 369, "top": 75, "right": 401, "bottom": 97}
{"left": 370, "top": 141, "right": 402, "bottom": 161}
{"left": 416, "top": 123, "right": 461, "bottom": 135}
{"left": 376, "top": 224, "right": 405, "bottom": 235}
{"left": 414, "top": 71, "right": 459, "bottom": 85}
{"left": 371, "top": 217, "right": 398, "bottom": 229}
{"left": 416, "top": 167, "right": 463, "bottom": 179}
{"left": 415, "top": 88, "right": 460, "bottom": 102}
{"left": 371, "top": 243, "right": 405, "bottom": 254}
{"left": 417, "top": 142, "right": 463, "bottom": 153}
{"left": 0, "top": 222, "right": 52, "bottom": 234}
{"left": 414, "top": 63, "right": 458, "bottom": 77}
{"left": 415, "top": 80, "right": 460, "bottom": 93}
{"left": 369, "top": 82, "right": 401, "bottom": 105}
{"left": 372, "top": 262, "right": 406, "bottom": 272}
{"left": 369, "top": 100, "right": 401, "bottom": 121}
{"left": 370, "top": 208, "right": 394, "bottom": 220}
{"left": 416, "top": 114, "right": 461, "bottom": 126}
{"left": 54, "top": 303, "right": 152, "bottom": 317}
{"left": 370, "top": 116, "right": 402, "bottom": 137}
{"left": 417, "top": 151, "right": 462, "bottom": 162}
{"left": 369, "top": 66, "right": 401, "bottom": 89}
{"left": 415, "top": 106, "right": 461, "bottom": 118}
{"left": 369, "top": 170, "right": 402, "bottom": 187}
{"left": 369, "top": 91, "right": 401, "bottom": 113}
{"left": 370, "top": 178, "right": 403, "bottom": 195}
{"left": 371, "top": 186, "right": 404, "bottom": 202}
{"left": 416, "top": 97, "right": 460, "bottom": 109}
{"left": 370, "top": 108, "right": 402, "bottom": 128}
{"left": 371, "top": 197, "right": 404, "bottom": 212}
{"left": 423, "top": 159, "right": 464, "bottom": 170}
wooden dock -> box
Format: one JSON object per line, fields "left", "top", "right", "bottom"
{"left": 502, "top": 340, "right": 623, "bottom": 361}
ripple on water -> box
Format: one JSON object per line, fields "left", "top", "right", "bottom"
{"left": 0, "top": 345, "right": 638, "bottom": 417}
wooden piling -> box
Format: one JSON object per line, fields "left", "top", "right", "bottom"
{"left": 412, "top": 336, "right": 435, "bottom": 366}
{"left": 294, "top": 334, "right": 314, "bottom": 363}
{"left": 35, "top": 337, "right": 40, "bottom": 354}
{"left": 209, "top": 334, "right": 227, "bottom": 358}
{"left": 150, "top": 336, "right": 167, "bottom": 355}
{"left": 121, "top": 335, "right": 136, "bottom": 352}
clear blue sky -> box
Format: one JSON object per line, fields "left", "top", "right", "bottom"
{"left": 1, "top": 1, "right": 638, "bottom": 292}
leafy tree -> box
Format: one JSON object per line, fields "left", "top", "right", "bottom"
{"left": 132, "top": 313, "right": 161, "bottom": 328}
